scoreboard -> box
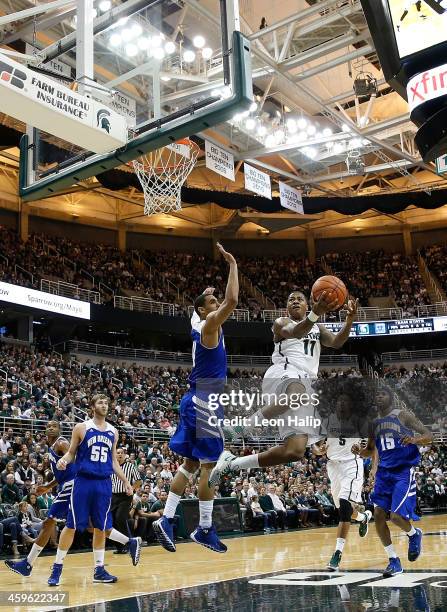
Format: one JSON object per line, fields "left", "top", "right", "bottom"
{"left": 360, "top": 0, "right": 447, "bottom": 161}
{"left": 325, "top": 315, "right": 447, "bottom": 337}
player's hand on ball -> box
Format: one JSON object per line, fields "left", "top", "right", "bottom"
{"left": 312, "top": 290, "right": 339, "bottom": 315}
{"left": 216, "top": 242, "right": 236, "bottom": 265}
{"left": 345, "top": 298, "right": 359, "bottom": 319}
{"left": 57, "top": 458, "right": 67, "bottom": 470}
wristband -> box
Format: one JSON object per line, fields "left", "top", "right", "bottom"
{"left": 307, "top": 311, "right": 319, "bottom": 323}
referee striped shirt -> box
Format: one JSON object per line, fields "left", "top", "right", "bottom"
{"left": 111, "top": 460, "right": 141, "bottom": 493}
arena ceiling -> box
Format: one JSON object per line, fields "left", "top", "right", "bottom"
{"left": 0, "top": 0, "right": 446, "bottom": 240}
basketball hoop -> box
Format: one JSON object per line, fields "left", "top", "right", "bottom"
{"left": 131, "top": 138, "right": 200, "bottom": 216}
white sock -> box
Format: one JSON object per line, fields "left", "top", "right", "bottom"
{"left": 233, "top": 454, "right": 260, "bottom": 470}
{"left": 27, "top": 543, "right": 44, "bottom": 565}
{"left": 384, "top": 543, "right": 397, "bottom": 559}
{"left": 163, "top": 491, "right": 182, "bottom": 519}
{"left": 406, "top": 526, "right": 416, "bottom": 537}
{"left": 108, "top": 528, "right": 129, "bottom": 545}
{"left": 199, "top": 500, "right": 213, "bottom": 528}
{"left": 55, "top": 549, "right": 68, "bottom": 564}
{"left": 336, "top": 538, "right": 345, "bottom": 552}
{"left": 94, "top": 549, "right": 105, "bottom": 567}
{"left": 354, "top": 511, "right": 366, "bottom": 522}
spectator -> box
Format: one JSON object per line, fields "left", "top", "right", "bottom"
{"left": 2, "top": 473, "right": 21, "bottom": 504}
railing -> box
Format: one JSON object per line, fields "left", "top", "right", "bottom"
{"left": 114, "top": 295, "right": 175, "bottom": 316}
{"left": 416, "top": 303, "right": 447, "bottom": 317}
{"left": 40, "top": 279, "right": 101, "bottom": 304}
{"left": 240, "top": 271, "right": 276, "bottom": 309}
{"left": 382, "top": 348, "right": 447, "bottom": 363}
{"left": 419, "top": 253, "right": 445, "bottom": 303}
{"left": 62, "top": 256, "right": 77, "bottom": 272}
{"left": 187, "top": 306, "right": 250, "bottom": 322}
{"left": 15, "top": 264, "right": 34, "bottom": 285}
{"left": 262, "top": 309, "right": 288, "bottom": 322}
{"left": 99, "top": 281, "right": 114, "bottom": 298}
{"left": 339, "top": 306, "right": 403, "bottom": 321}
{"left": 66, "top": 339, "right": 358, "bottom": 367}
{"left": 80, "top": 268, "right": 96, "bottom": 288}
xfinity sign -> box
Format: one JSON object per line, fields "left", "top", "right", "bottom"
{"left": 407, "top": 63, "right": 447, "bottom": 112}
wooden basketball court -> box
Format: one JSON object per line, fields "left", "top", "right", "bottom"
{"left": 2, "top": 514, "right": 446, "bottom": 611}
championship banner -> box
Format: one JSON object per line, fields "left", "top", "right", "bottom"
{"left": 0, "top": 282, "right": 90, "bottom": 320}
{"left": 205, "top": 140, "right": 235, "bottom": 181}
{"left": 279, "top": 182, "right": 303, "bottom": 213}
{"left": 0, "top": 52, "right": 127, "bottom": 154}
{"left": 244, "top": 163, "right": 271, "bottom": 199}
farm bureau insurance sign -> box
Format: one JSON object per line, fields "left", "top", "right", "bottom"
{"left": 205, "top": 140, "right": 235, "bottom": 181}
{"left": 0, "top": 282, "right": 90, "bottom": 320}
{"left": 244, "top": 163, "right": 271, "bottom": 199}
{"left": 0, "top": 52, "right": 127, "bottom": 154}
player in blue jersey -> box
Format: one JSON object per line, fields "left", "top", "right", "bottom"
{"left": 353, "top": 386, "right": 432, "bottom": 577}
{"left": 45, "top": 394, "right": 139, "bottom": 586}
{"left": 5, "top": 420, "right": 141, "bottom": 578}
{"left": 153, "top": 242, "right": 238, "bottom": 554}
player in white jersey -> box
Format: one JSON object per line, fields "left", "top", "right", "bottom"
{"left": 314, "top": 392, "right": 372, "bottom": 571}
{"left": 209, "top": 290, "right": 358, "bottom": 486}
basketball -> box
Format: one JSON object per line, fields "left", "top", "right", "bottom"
{"left": 311, "top": 275, "right": 348, "bottom": 310}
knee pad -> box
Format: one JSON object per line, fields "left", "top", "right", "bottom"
{"left": 179, "top": 465, "right": 194, "bottom": 479}
{"left": 339, "top": 498, "right": 353, "bottom": 522}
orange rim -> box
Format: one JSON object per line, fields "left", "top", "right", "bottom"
{"left": 126, "top": 138, "right": 200, "bottom": 172}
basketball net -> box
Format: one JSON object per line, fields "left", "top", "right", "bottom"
{"left": 132, "top": 139, "right": 200, "bottom": 216}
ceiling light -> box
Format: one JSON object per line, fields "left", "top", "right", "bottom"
{"left": 117, "top": 17, "right": 128, "bottom": 27}
{"left": 220, "top": 85, "right": 232, "bottom": 99}
{"left": 307, "top": 124, "right": 317, "bottom": 136}
{"left": 303, "top": 147, "right": 317, "bottom": 159}
{"left": 349, "top": 137, "right": 362, "bottom": 148}
{"left": 137, "top": 37, "right": 149, "bottom": 50}
{"left": 92, "top": 8, "right": 98, "bottom": 18}
{"left": 183, "top": 49, "right": 196, "bottom": 63}
{"left": 152, "top": 46, "right": 166, "bottom": 60}
{"left": 274, "top": 129, "right": 285, "bottom": 143}
{"left": 342, "top": 123, "right": 351, "bottom": 133}
{"left": 165, "top": 41, "right": 176, "bottom": 54}
{"left": 249, "top": 101, "right": 257, "bottom": 112}
{"left": 245, "top": 118, "right": 256, "bottom": 130}
{"left": 99, "top": 0, "right": 111, "bottom": 11}
{"left": 322, "top": 127, "right": 333, "bottom": 137}
{"left": 286, "top": 118, "right": 297, "bottom": 133}
{"left": 362, "top": 138, "right": 369, "bottom": 146}
{"left": 125, "top": 43, "right": 138, "bottom": 57}
{"left": 326, "top": 141, "right": 334, "bottom": 149}
{"left": 333, "top": 142, "right": 345, "bottom": 154}
{"left": 296, "top": 131, "right": 307, "bottom": 142}
{"left": 151, "top": 35, "right": 163, "bottom": 48}
{"left": 193, "top": 35, "right": 206, "bottom": 49}
{"left": 265, "top": 134, "right": 276, "bottom": 147}
{"left": 358, "top": 116, "right": 370, "bottom": 127}
{"left": 161, "top": 75, "right": 171, "bottom": 82}
{"left": 109, "top": 33, "right": 121, "bottom": 47}
{"left": 201, "top": 47, "right": 213, "bottom": 59}
{"left": 131, "top": 23, "right": 143, "bottom": 38}
{"left": 121, "top": 28, "right": 132, "bottom": 42}
{"left": 257, "top": 125, "right": 267, "bottom": 136}
{"left": 297, "top": 117, "right": 307, "bottom": 130}
{"left": 232, "top": 113, "right": 242, "bottom": 122}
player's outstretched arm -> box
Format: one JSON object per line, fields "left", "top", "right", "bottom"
{"left": 312, "top": 440, "right": 328, "bottom": 456}
{"left": 399, "top": 410, "right": 433, "bottom": 446}
{"left": 56, "top": 424, "right": 83, "bottom": 470}
{"left": 274, "top": 291, "right": 338, "bottom": 340}
{"left": 352, "top": 435, "right": 375, "bottom": 458}
{"left": 318, "top": 298, "right": 358, "bottom": 348}
{"left": 202, "top": 243, "right": 238, "bottom": 333}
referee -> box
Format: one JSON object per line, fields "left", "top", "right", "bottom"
{"left": 112, "top": 448, "right": 142, "bottom": 553}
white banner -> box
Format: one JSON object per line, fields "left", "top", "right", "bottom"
{"left": 0, "top": 52, "right": 127, "bottom": 154}
{"left": 244, "top": 163, "right": 271, "bottom": 199}
{"left": 109, "top": 91, "right": 136, "bottom": 127}
{"left": 0, "top": 282, "right": 90, "bottom": 320}
{"left": 436, "top": 155, "right": 447, "bottom": 175}
{"left": 205, "top": 140, "right": 235, "bottom": 181}
{"left": 279, "top": 182, "right": 303, "bottom": 213}
{"left": 25, "top": 44, "right": 71, "bottom": 83}
{"left": 167, "top": 142, "right": 191, "bottom": 159}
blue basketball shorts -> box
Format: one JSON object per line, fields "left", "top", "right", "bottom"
{"left": 169, "top": 391, "right": 224, "bottom": 462}
{"left": 47, "top": 479, "right": 74, "bottom": 520}
{"left": 66, "top": 474, "right": 113, "bottom": 531}
{"left": 371, "top": 465, "right": 419, "bottom": 521}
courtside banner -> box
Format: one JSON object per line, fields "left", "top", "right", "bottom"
{"left": 0, "top": 282, "right": 90, "bottom": 320}
{"left": 0, "top": 52, "right": 127, "bottom": 154}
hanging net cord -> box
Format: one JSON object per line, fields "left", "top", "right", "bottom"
{"left": 132, "top": 142, "right": 200, "bottom": 216}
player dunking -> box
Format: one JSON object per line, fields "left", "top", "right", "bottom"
{"left": 353, "top": 386, "right": 432, "bottom": 577}
{"left": 153, "top": 242, "right": 238, "bottom": 554}
{"left": 5, "top": 420, "right": 141, "bottom": 578}
{"left": 313, "top": 393, "right": 372, "bottom": 572}
{"left": 46, "top": 395, "right": 138, "bottom": 586}
{"left": 209, "top": 290, "right": 358, "bottom": 484}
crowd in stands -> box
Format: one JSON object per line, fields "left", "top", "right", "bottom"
{"left": 1, "top": 227, "right": 446, "bottom": 320}
{"left": 324, "top": 250, "right": 430, "bottom": 315}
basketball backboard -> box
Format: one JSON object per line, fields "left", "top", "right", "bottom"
{"left": 3, "top": 0, "right": 252, "bottom": 201}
